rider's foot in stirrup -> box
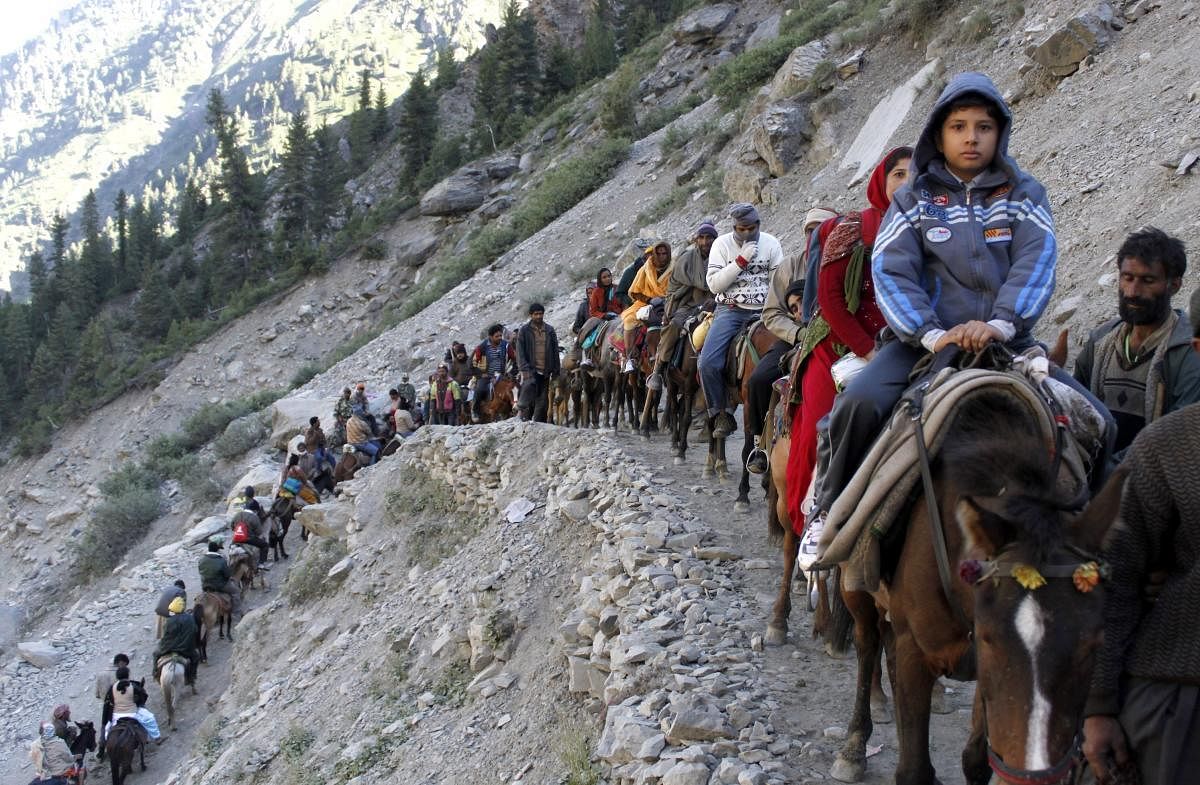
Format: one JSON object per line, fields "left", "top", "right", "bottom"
{"left": 623, "top": 358, "right": 635, "bottom": 373}
{"left": 581, "top": 356, "right": 594, "bottom": 367}
{"left": 746, "top": 447, "right": 768, "bottom": 474}
{"left": 646, "top": 371, "right": 663, "bottom": 391}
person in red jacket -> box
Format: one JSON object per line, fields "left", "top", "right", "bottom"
{"left": 784, "top": 146, "right": 912, "bottom": 544}
{"left": 571, "top": 268, "right": 624, "bottom": 367}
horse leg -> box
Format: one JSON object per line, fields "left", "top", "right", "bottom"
{"left": 870, "top": 644, "right": 894, "bottom": 724}
{"left": 702, "top": 418, "right": 715, "bottom": 478}
{"left": 890, "top": 627, "right": 940, "bottom": 785}
{"left": 715, "top": 435, "right": 728, "bottom": 481}
{"left": 766, "top": 525, "right": 797, "bottom": 646}
{"left": 110, "top": 751, "right": 121, "bottom": 785}
{"left": 638, "top": 387, "right": 657, "bottom": 437}
{"left": 734, "top": 429, "right": 752, "bottom": 512}
{"left": 962, "top": 687, "right": 990, "bottom": 785}
{"left": 139, "top": 736, "right": 146, "bottom": 771}
{"left": 830, "top": 589, "right": 882, "bottom": 783}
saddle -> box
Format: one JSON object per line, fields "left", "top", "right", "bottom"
{"left": 157, "top": 653, "right": 187, "bottom": 672}
{"left": 113, "top": 717, "right": 147, "bottom": 746}
{"left": 819, "top": 349, "right": 1101, "bottom": 592}
{"left": 722, "top": 320, "right": 767, "bottom": 387}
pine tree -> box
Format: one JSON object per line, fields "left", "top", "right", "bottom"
{"left": 78, "top": 190, "right": 111, "bottom": 310}
{"left": 349, "top": 69, "right": 374, "bottom": 171}
{"left": 309, "top": 121, "right": 345, "bottom": 239}
{"left": 372, "top": 84, "right": 390, "bottom": 145}
{"left": 176, "top": 179, "right": 207, "bottom": 246}
{"left": 398, "top": 71, "right": 438, "bottom": 180}
{"left": 68, "top": 316, "right": 114, "bottom": 407}
{"left": 544, "top": 41, "right": 579, "bottom": 97}
{"left": 434, "top": 45, "right": 459, "bottom": 92}
{"left": 114, "top": 190, "right": 131, "bottom": 293}
{"left": 206, "top": 89, "right": 265, "bottom": 291}
{"left": 580, "top": 0, "right": 618, "bottom": 80}
{"left": 25, "top": 302, "right": 78, "bottom": 407}
{"left": 275, "top": 111, "right": 313, "bottom": 267}
{"left": 474, "top": 1, "right": 544, "bottom": 145}
{"left": 135, "top": 262, "right": 176, "bottom": 340}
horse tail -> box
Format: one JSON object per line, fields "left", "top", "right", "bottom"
{"left": 825, "top": 569, "right": 855, "bottom": 656}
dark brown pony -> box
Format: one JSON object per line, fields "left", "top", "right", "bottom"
{"left": 195, "top": 595, "right": 231, "bottom": 662}
{"left": 829, "top": 390, "right": 1123, "bottom": 785}
{"left": 105, "top": 718, "right": 146, "bottom": 785}
{"left": 478, "top": 375, "right": 518, "bottom": 423}
{"left": 701, "top": 321, "right": 775, "bottom": 495}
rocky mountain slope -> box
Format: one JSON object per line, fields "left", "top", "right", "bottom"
{"left": 3, "top": 0, "right": 1200, "bottom": 782}
{"left": 0, "top": 0, "right": 516, "bottom": 288}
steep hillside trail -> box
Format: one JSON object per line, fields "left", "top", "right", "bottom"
{"left": 0, "top": 532, "right": 302, "bottom": 785}
{"left": 606, "top": 422, "right": 973, "bottom": 783}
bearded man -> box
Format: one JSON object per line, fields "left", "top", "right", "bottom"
{"left": 1073, "top": 226, "right": 1200, "bottom": 460}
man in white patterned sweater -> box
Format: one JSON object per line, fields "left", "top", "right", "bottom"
{"left": 700, "top": 203, "right": 785, "bottom": 438}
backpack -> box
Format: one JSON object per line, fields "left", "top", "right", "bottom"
{"left": 232, "top": 521, "right": 250, "bottom": 543}
{"left": 571, "top": 299, "right": 590, "bottom": 334}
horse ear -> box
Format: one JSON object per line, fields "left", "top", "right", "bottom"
{"left": 956, "top": 496, "right": 999, "bottom": 559}
{"left": 1071, "top": 465, "right": 1129, "bottom": 552}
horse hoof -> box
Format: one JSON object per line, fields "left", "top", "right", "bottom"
{"left": 830, "top": 756, "right": 866, "bottom": 783}
{"left": 765, "top": 625, "right": 787, "bottom": 646}
{"left": 673, "top": 456, "right": 684, "bottom": 465}
{"left": 702, "top": 467, "right": 713, "bottom": 479}
{"left": 870, "top": 701, "right": 894, "bottom": 724}
{"left": 823, "top": 641, "right": 845, "bottom": 659}
{"left": 733, "top": 500, "right": 751, "bottom": 514}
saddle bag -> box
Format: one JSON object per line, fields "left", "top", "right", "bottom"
{"left": 282, "top": 477, "right": 302, "bottom": 495}
{"left": 690, "top": 311, "right": 713, "bottom": 352}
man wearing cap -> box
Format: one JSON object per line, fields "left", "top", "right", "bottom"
{"left": 744, "top": 207, "right": 838, "bottom": 473}
{"left": 396, "top": 374, "right": 417, "bottom": 413}
{"left": 648, "top": 221, "right": 717, "bottom": 391}
{"left": 516, "top": 303, "right": 561, "bottom": 422}
{"left": 699, "top": 204, "right": 786, "bottom": 438}
{"left": 152, "top": 595, "right": 200, "bottom": 686}
{"left": 198, "top": 538, "right": 241, "bottom": 620}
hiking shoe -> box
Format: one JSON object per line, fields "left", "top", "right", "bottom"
{"left": 746, "top": 447, "right": 768, "bottom": 475}
{"left": 258, "top": 563, "right": 271, "bottom": 571}
{"left": 712, "top": 412, "right": 737, "bottom": 439}
{"left": 801, "top": 512, "right": 826, "bottom": 558}
{"left": 646, "top": 372, "right": 663, "bottom": 391}
{"left": 623, "top": 358, "right": 635, "bottom": 373}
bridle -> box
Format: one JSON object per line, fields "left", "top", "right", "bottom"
{"left": 968, "top": 541, "right": 1104, "bottom": 785}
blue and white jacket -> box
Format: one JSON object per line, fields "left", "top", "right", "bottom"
{"left": 872, "top": 72, "right": 1056, "bottom": 349}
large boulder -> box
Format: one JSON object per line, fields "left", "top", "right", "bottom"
{"left": 18, "top": 641, "right": 65, "bottom": 669}
{"left": 1028, "top": 4, "right": 1116, "bottom": 77}
{"left": 769, "top": 40, "right": 829, "bottom": 100}
{"left": 419, "top": 169, "right": 489, "bottom": 216}
{"left": 390, "top": 219, "right": 441, "bottom": 267}
{"left": 269, "top": 395, "right": 337, "bottom": 451}
{"left": 722, "top": 161, "right": 770, "bottom": 204}
{"left": 751, "top": 101, "right": 815, "bottom": 177}
{"left": 182, "top": 515, "right": 231, "bottom": 546}
{"left": 297, "top": 503, "right": 351, "bottom": 538}
{"left": 229, "top": 462, "right": 282, "bottom": 502}
{"left": 484, "top": 155, "right": 520, "bottom": 181}
{"left": 673, "top": 4, "right": 737, "bottom": 44}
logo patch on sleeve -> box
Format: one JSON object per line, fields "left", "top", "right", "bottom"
{"left": 925, "top": 227, "right": 952, "bottom": 244}
{"left": 984, "top": 227, "right": 1013, "bottom": 244}
{"left": 932, "top": 193, "right": 949, "bottom": 206}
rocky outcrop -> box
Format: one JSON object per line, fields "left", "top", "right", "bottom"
{"left": 419, "top": 169, "right": 489, "bottom": 216}
{"left": 268, "top": 395, "right": 336, "bottom": 451}
{"left": 388, "top": 219, "right": 441, "bottom": 267}
{"left": 750, "top": 101, "right": 815, "bottom": 177}
{"left": 17, "top": 641, "right": 64, "bottom": 669}
{"left": 768, "top": 40, "right": 829, "bottom": 100}
{"left": 673, "top": 4, "right": 737, "bottom": 44}
{"left": 1028, "top": 3, "right": 1117, "bottom": 77}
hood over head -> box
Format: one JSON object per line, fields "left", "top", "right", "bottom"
{"left": 913, "top": 72, "right": 1018, "bottom": 182}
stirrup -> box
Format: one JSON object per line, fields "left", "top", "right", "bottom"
{"left": 746, "top": 447, "right": 769, "bottom": 475}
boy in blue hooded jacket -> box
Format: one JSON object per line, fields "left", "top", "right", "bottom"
{"left": 812, "top": 72, "right": 1114, "bottom": 523}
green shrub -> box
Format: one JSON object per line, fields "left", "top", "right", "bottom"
{"left": 73, "top": 486, "right": 163, "bottom": 580}
{"left": 961, "top": 8, "right": 994, "bottom": 41}
{"left": 599, "top": 68, "right": 639, "bottom": 136}
{"left": 709, "top": 34, "right": 803, "bottom": 107}
{"left": 661, "top": 124, "right": 688, "bottom": 154}
{"left": 284, "top": 537, "right": 349, "bottom": 604}
{"left": 638, "top": 93, "right": 705, "bottom": 137}
{"left": 213, "top": 413, "right": 269, "bottom": 459}
{"left": 636, "top": 185, "right": 691, "bottom": 226}
{"left": 559, "top": 727, "right": 601, "bottom": 785}
{"left": 290, "top": 362, "right": 322, "bottom": 389}
{"left": 361, "top": 240, "right": 387, "bottom": 260}
{"left": 281, "top": 725, "right": 315, "bottom": 765}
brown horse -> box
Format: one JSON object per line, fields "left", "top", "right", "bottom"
{"left": 828, "top": 390, "right": 1124, "bottom": 785}
{"left": 478, "top": 375, "right": 518, "bottom": 424}
{"left": 229, "top": 545, "right": 266, "bottom": 594}
{"left": 105, "top": 718, "right": 146, "bottom": 785}
{"left": 194, "top": 595, "right": 232, "bottom": 662}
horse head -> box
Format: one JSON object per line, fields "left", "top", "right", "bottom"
{"left": 953, "top": 464, "right": 1126, "bottom": 784}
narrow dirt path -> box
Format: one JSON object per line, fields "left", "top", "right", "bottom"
{"left": 606, "top": 421, "right": 974, "bottom": 784}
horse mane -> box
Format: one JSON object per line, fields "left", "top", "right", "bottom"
{"left": 938, "top": 389, "right": 1063, "bottom": 560}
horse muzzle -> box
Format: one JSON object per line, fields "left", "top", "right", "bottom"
{"left": 987, "top": 733, "right": 1080, "bottom": 785}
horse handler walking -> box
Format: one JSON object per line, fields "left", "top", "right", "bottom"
{"left": 516, "top": 303, "right": 560, "bottom": 422}
{"left": 1082, "top": 403, "right": 1200, "bottom": 785}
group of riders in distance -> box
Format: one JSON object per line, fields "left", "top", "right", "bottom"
{"left": 27, "top": 72, "right": 1200, "bottom": 785}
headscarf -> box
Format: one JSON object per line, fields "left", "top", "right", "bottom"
{"left": 803, "top": 207, "right": 838, "bottom": 233}
{"left": 728, "top": 203, "right": 761, "bottom": 225}
{"left": 861, "top": 145, "right": 914, "bottom": 248}
{"left": 52, "top": 705, "right": 70, "bottom": 720}
{"left": 41, "top": 722, "right": 56, "bottom": 741}
{"left": 169, "top": 596, "right": 186, "bottom": 615}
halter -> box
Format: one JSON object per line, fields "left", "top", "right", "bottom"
{"left": 987, "top": 732, "right": 1080, "bottom": 785}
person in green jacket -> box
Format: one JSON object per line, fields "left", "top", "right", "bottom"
{"left": 152, "top": 596, "right": 199, "bottom": 685}
{"left": 198, "top": 539, "right": 241, "bottom": 619}
{"left": 1073, "top": 227, "right": 1200, "bottom": 459}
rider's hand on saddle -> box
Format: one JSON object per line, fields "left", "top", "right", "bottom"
{"left": 956, "top": 320, "right": 1003, "bottom": 353}
{"left": 1082, "top": 715, "right": 1131, "bottom": 785}
{"left": 932, "top": 327, "right": 963, "bottom": 352}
